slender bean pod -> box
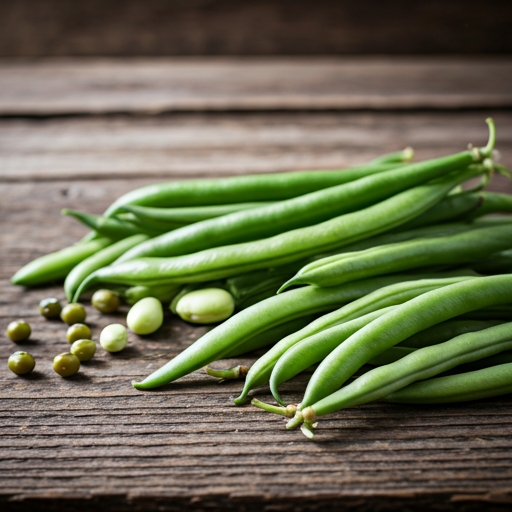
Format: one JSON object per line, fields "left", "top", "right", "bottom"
{"left": 74, "top": 167, "right": 485, "bottom": 297}
{"left": 384, "top": 362, "right": 512, "bottom": 404}
{"left": 236, "top": 271, "right": 477, "bottom": 404}
{"left": 282, "top": 223, "right": 512, "bottom": 290}
{"left": 66, "top": 234, "right": 150, "bottom": 302}
{"left": 11, "top": 237, "right": 112, "bottom": 286}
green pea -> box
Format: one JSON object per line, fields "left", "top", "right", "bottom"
{"left": 60, "top": 303, "right": 86, "bottom": 325}
{"left": 175, "top": 288, "right": 235, "bottom": 324}
{"left": 126, "top": 297, "right": 163, "bottom": 335}
{"left": 8, "top": 351, "right": 36, "bottom": 375}
{"left": 66, "top": 323, "right": 91, "bottom": 344}
{"left": 70, "top": 339, "right": 96, "bottom": 361}
{"left": 100, "top": 324, "right": 127, "bottom": 352}
{"left": 39, "top": 298, "right": 62, "bottom": 318}
{"left": 6, "top": 320, "right": 31, "bottom": 342}
{"left": 92, "top": 289, "right": 120, "bottom": 314}
{"left": 53, "top": 352, "right": 80, "bottom": 377}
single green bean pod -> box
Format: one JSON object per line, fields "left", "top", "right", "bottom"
{"left": 92, "top": 289, "right": 121, "bottom": 314}
{"left": 70, "top": 339, "right": 96, "bottom": 362}
{"left": 175, "top": 288, "right": 235, "bottom": 324}
{"left": 39, "top": 298, "right": 62, "bottom": 318}
{"left": 8, "top": 351, "right": 36, "bottom": 375}
{"left": 126, "top": 297, "right": 164, "bottom": 335}
{"left": 66, "top": 323, "right": 91, "bottom": 344}
{"left": 60, "top": 303, "right": 86, "bottom": 325}
{"left": 6, "top": 321, "right": 31, "bottom": 342}
{"left": 53, "top": 353, "right": 80, "bottom": 377}
{"left": 100, "top": 324, "right": 127, "bottom": 352}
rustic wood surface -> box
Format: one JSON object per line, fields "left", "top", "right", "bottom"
{"left": 2, "top": 59, "right": 512, "bottom": 512}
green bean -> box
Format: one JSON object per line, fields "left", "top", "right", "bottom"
{"left": 11, "top": 237, "right": 112, "bottom": 286}
{"left": 269, "top": 307, "right": 396, "bottom": 405}
{"left": 74, "top": 167, "right": 485, "bottom": 296}
{"left": 385, "top": 362, "right": 512, "bottom": 404}
{"left": 282, "top": 223, "right": 512, "bottom": 290}
{"left": 366, "top": 346, "right": 416, "bottom": 366}
{"left": 440, "top": 349, "right": 512, "bottom": 375}
{"left": 132, "top": 273, "right": 436, "bottom": 390}
{"left": 238, "top": 272, "right": 477, "bottom": 404}
{"left": 115, "top": 149, "right": 485, "bottom": 264}
{"left": 300, "top": 323, "right": 512, "bottom": 436}
{"left": 396, "top": 319, "right": 505, "bottom": 348}
{"left": 103, "top": 159, "right": 409, "bottom": 217}
{"left": 370, "top": 147, "right": 414, "bottom": 164}
{"left": 62, "top": 209, "right": 159, "bottom": 239}
{"left": 123, "top": 283, "right": 182, "bottom": 305}
{"left": 472, "top": 249, "right": 512, "bottom": 275}
{"left": 120, "top": 202, "right": 277, "bottom": 226}
{"left": 294, "top": 274, "right": 512, "bottom": 426}
{"left": 66, "top": 234, "right": 150, "bottom": 302}
{"left": 465, "top": 191, "right": 512, "bottom": 220}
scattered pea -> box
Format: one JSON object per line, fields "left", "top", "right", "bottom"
{"left": 6, "top": 320, "right": 31, "bottom": 342}
{"left": 175, "top": 288, "right": 235, "bottom": 324}
{"left": 53, "top": 352, "right": 80, "bottom": 377}
{"left": 61, "top": 303, "right": 86, "bottom": 325}
{"left": 39, "top": 298, "right": 62, "bottom": 318}
{"left": 66, "top": 323, "right": 91, "bottom": 344}
{"left": 127, "top": 297, "right": 163, "bottom": 335}
{"left": 70, "top": 339, "right": 96, "bottom": 361}
{"left": 92, "top": 289, "right": 121, "bottom": 314}
{"left": 8, "top": 351, "right": 36, "bottom": 375}
{"left": 100, "top": 324, "right": 127, "bottom": 352}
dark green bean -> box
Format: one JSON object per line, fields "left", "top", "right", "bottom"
{"left": 282, "top": 223, "right": 512, "bottom": 290}
{"left": 465, "top": 191, "right": 512, "bottom": 220}
{"left": 11, "top": 237, "right": 112, "bottom": 286}
{"left": 103, "top": 160, "right": 408, "bottom": 217}
{"left": 384, "top": 362, "right": 512, "bottom": 404}
{"left": 472, "top": 249, "right": 512, "bottom": 275}
{"left": 66, "top": 234, "right": 150, "bottom": 302}
{"left": 300, "top": 322, "right": 512, "bottom": 436}
{"left": 293, "top": 274, "right": 512, "bottom": 427}
{"left": 132, "top": 273, "right": 441, "bottom": 390}
{"left": 74, "top": 167, "right": 485, "bottom": 296}
{"left": 115, "top": 150, "right": 485, "bottom": 263}
{"left": 236, "top": 271, "right": 477, "bottom": 404}
{"left": 122, "top": 283, "right": 182, "bottom": 304}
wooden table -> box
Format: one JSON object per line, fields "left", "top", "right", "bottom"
{"left": 2, "top": 57, "right": 512, "bottom": 512}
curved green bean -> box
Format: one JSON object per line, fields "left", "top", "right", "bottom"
{"left": 65, "top": 234, "right": 150, "bottom": 302}
{"left": 11, "top": 237, "right": 112, "bottom": 286}
{"left": 295, "top": 274, "right": 512, "bottom": 424}
{"left": 103, "top": 158, "right": 409, "bottom": 217}
{"left": 466, "top": 191, "right": 512, "bottom": 220}
{"left": 235, "top": 271, "right": 477, "bottom": 404}
{"left": 269, "top": 307, "right": 396, "bottom": 405}
{"left": 74, "top": 167, "right": 484, "bottom": 297}
{"left": 282, "top": 223, "right": 512, "bottom": 290}
{"left": 384, "top": 362, "right": 512, "bottom": 404}
{"left": 132, "top": 273, "right": 441, "bottom": 390}
{"left": 302, "top": 322, "right": 512, "bottom": 435}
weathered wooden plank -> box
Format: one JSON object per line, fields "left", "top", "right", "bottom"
{"left": 0, "top": 58, "right": 511, "bottom": 116}
{"left": 1, "top": 111, "right": 512, "bottom": 181}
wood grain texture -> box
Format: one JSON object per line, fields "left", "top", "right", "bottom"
{"left": 1, "top": 111, "right": 512, "bottom": 182}
{"left": 0, "top": 0, "right": 511, "bottom": 57}
{"left": 2, "top": 110, "right": 512, "bottom": 512}
{"left": 1, "top": 58, "right": 512, "bottom": 116}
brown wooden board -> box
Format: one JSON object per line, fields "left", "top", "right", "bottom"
{"left": 2, "top": 57, "right": 512, "bottom": 511}
{"left": 0, "top": 0, "right": 511, "bottom": 57}
{"left": 1, "top": 58, "right": 512, "bottom": 116}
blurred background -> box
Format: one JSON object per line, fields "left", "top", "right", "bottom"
{"left": 1, "top": 0, "right": 511, "bottom": 57}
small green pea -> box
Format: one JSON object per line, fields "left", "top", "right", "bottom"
{"left": 53, "top": 352, "right": 80, "bottom": 377}
{"left": 70, "top": 339, "right": 96, "bottom": 361}
{"left": 175, "top": 288, "right": 235, "bottom": 324}
{"left": 127, "top": 297, "right": 163, "bottom": 335}
{"left": 66, "top": 323, "right": 91, "bottom": 344}
{"left": 100, "top": 324, "right": 127, "bottom": 352}
{"left": 60, "top": 303, "right": 86, "bottom": 325}
{"left": 8, "top": 351, "right": 36, "bottom": 375}
{"left": 39, "top": 298, "right": 62, "bottom": 318}
{"left": 92, "top": 289, "right": 121, "bottom": 314}
{"left": 6, "top": 320, "right": 31, "bottom": 342}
